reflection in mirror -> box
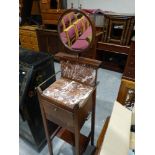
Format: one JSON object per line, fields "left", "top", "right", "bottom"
{"left": 58, "top": 9, "right": 93, "bottom": 52}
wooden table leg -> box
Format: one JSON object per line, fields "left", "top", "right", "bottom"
{"left": 91, "top": 90, "right": 96, "bottom": 146}
{"left": 38, "top": 92, "right": 53, "bottom": 155}
{"left": 74, "top": 110, "right": 80, "bottom": 155}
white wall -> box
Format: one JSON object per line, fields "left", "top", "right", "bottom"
{"left": 67, "top": 0, "right": 135, "bottom": 14}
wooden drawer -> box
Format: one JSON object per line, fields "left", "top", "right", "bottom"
{"left": 20, "top": 26, "right": 38, "bottom": 37}
{"left": 21, "top": 43, "right": 31, "bottom": 49}
{"left": 20, "top": 26, "right": 39, "bottom": 51}
{"left": 42, "top": 13, "right": 61, "bottom": 20}
{"left": 42, "top": 99, "right": 74, "bottom": 131}
{"left": 20, "top": 35, "right": 38, "bottom": 44}
{"left": 30, "top": 37, "right": 38, "bottom": 45}
{"left": 20, "top": 29, "right": 31, "bottom": 36}
{"left": 21, "top": 43, "right": 39, "bottom": 51}
{"left": 20, "top": 31, "right": 37, "bottom": 37}
{"left": 30, "top": 31, "right": 37, "bottom": 37}
{"left": 20, "top": 35, "right": 31, "bottom": 44}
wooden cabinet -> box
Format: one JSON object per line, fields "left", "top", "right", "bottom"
{"left": 123, "top": 37, "right": 135, "bottom": 81}
{"left": 117, "top": 78, "right": 135, "bottom": 106}
{"left": 96, "top": 13, "right": 135, "bottom": 72}
{"left": 20, "top": 26, "right": 39, "bottom": 51}
{"left": 40, "top": 0, "right": 67, "bottom": 25}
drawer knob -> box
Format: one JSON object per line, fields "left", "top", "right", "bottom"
{"left": 54, "top": 108, "right": 57, "bottom": 111}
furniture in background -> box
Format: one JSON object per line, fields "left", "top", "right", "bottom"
{"left": 20, "top": 0, "right": 42, "bottom": 25}
{"left": 123, "top": 36, "right": 135, "bottom": 81}
{"left": 19, "top": 48, "right": 57, "bottom": 152}
{"left": 20, "top": 0, "right": 33, "bottom": 24}
{"left": 31, "top": 0, "right": 41, "bottom": 16}
{"left": 96, "top": 13, "right": 135, "bottom": 72}
{"left": 20, "top": 25, "right": 40, "bottom": 51}
{"left": 37, "top": 52, "right": 101, "bottom": 155}
{"left": 117, "top": 78, "right": 135, "bottom": 108}
{"left": 36, "top": 28, "right": 64, "bottom": 55}
{"left": 39, "top": 0, "right": 67, "bottom": 26}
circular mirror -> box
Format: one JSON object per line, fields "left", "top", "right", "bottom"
{"left": 57, "top": 9, "right": 95, "bottom": 54}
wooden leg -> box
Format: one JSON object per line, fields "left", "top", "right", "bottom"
{"left": 91, "top": 90, "right": 96, "bottom": 146}
{"left": 37, "top": 92, "right": 53, "bottom": 155}
{"left": 43, "top": 119, "right": 53, "bottom": 155}
{"left": 74, "top": 110, "right": 80, "bottom": 155}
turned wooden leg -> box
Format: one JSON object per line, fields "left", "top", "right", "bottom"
{"left": 91, "top": 90, "right": 96, "bottom": 146}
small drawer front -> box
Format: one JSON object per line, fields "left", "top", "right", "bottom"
{"left": 42, "top": 99, "right": 74, "bottom": 130}
{"left": 42, "top": 13, "right": 61, "bottom": 20}
{"left": 21, "top": 43, "right": 39, "bottom": 51}
{"left": 20, "top": 29, "right": 31, "bottom": 36}
{"left": 30, "top": 37, "right": 38, "bottom": 45}
{"left": 21, "top": 43, "right": 31, "bottom": 49}
{"left": 20, "top": 35, "right": 31, "bottom": 44}
{"left": 30, "top": 31, "right": 37, "bottom": 37}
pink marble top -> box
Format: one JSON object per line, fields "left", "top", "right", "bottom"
{"left": 43, "top": 78, "right": 93, "bottom": 108}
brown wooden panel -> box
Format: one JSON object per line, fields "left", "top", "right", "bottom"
{"left": 40, "top": 1, "right": 50, "bottom": 10}
{"left": 21, "top": 43, "right": 32, "bottom": 49}
{"left": 97, "top": 42, "right": 129, "bottom": 55}
{"left": 123, "top": 39, "right": 135, "bottom": 81}
{"left": 33, "top": 45, "right": 39, "bottom": 51}
{"left": 42, "top": 99, "right": 74, "bottom": 130}
{"left": 31, "top": 0, "right": 41, "bottom": 15}
{"left": 127, "top": 58, "right": 135, "bottom": 68}
{"left": 79, "top": 96, "right": 93, "bottom": 128}
{"left": 30, "top": 37, "right": 38, "bottom": 45}
{"left": 123, "top": 67, "right": 135, "bottom": 80}
{"left": 36, "top": 28, "right": 63, "bottom": 54}
{"left": 20, "top": 29, "right": 31, "bottom": 36}
{"left": 42, "top": 19, "right": 58, "bottom": 25}
{"left": 30, "top": 31, "right": 37, "bottom": 38}
{"left": 20, "top": 35, "right": 31, "bottom": 44}
{"left": 41, "top": 13, "right": 61, "bottom": 20}
{"left": 21, "top": 43, "right": 39, "bottom": 51}
{"left": 117, "top": 79, "right": 135, "bottom": 105}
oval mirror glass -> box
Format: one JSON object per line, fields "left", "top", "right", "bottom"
{"left": 58, "top": 9, "right": 95, "bottom": 53}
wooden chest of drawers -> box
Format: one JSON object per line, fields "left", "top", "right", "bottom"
{"left": 19, "top": 26, "right": 39, "bottom": 51}
{"left": 41, "top": 10, "right": 65, "bottom": 25}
